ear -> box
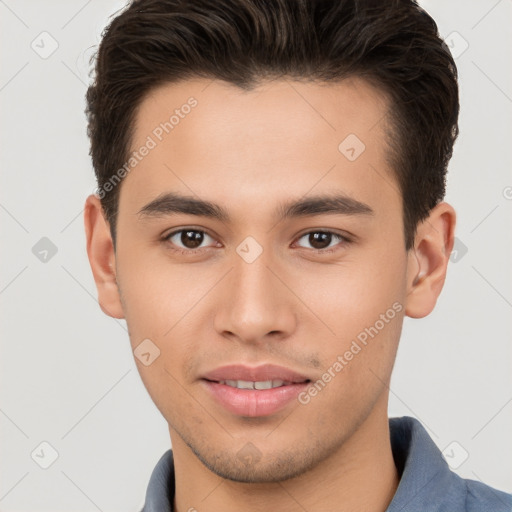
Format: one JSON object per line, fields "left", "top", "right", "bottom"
{"left": 404, "top": 202, "right": 456, "bottom": 318}
{"left": 84, "top": 194, "right": 124, "bottom": 319}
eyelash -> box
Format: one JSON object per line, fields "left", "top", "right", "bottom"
{"left": 161, "top": 228, "right": 351, "bottom": 255}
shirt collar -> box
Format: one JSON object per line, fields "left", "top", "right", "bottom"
{"left": 385, "top": 416, "right": 465, "bottom": 511}
{"left": 139, "top": 416, "right": 475, "bottom": 512}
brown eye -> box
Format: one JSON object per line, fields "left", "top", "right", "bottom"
{"left": 164, "top": 229, "right": 216, "bottom": 251}
{"left": 295, "top": 231, "right": 348, "bottom": 252}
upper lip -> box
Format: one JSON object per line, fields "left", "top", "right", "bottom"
{"left": 202, "top": 364, "right": 310, "bottom": 383}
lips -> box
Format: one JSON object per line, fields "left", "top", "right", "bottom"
{"left": 202, "top": 364, "right": 310, "bottom": 384}
{"left": 201, "top": 364, "right": 311, "bottom": 417}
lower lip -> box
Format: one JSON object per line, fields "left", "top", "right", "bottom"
{"left": 202, "top": 380, "right": 310, "bottom": 417}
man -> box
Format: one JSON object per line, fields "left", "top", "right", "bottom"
{"left": 83, "top": 0, "right": 512, "bottom": 510}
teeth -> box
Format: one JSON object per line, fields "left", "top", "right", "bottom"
{"left": 235, "top": 380, "right": 254, "bottom": 390}
{"left": 220, "top": 379, "right": 287, "bottom": 390}
{"left": 255, "top": 380, "right": 285, "bottom": 389}
{"left": 254, "top": 380, "right": 273, "bottom": 390}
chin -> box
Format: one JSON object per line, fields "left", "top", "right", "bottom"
{"left": 187, "top": 439, "right": 322, "bottom": 484}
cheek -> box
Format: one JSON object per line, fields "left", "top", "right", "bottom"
{"left": 294, "top": 252, "right": 406, "bottom": 336}
{"left": 294, "top": 269, "right": 405, "bottom": 425}
{"left": 291, "top": 250, "right": 406, "bottom": 396}
{"left": 116, "top": 245, "right": 206, "bottom": 337}
{"left": 115, "top": 255, "right": 205, "bottom": 417}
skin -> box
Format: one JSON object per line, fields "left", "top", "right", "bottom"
{"left": 84, "top": 77, "right": 455, "bottom": 512}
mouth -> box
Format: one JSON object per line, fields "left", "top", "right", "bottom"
{"left": 211, "top": 379, "right": 301, "bottom": 390}
{"left": 201, "top": 364, "right": 311, "bottom": 417}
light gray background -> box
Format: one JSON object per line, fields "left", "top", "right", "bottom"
{"left": 1, "top": 1, "right": 511, "bottom": 510}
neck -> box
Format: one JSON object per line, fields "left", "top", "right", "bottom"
{"left": 171, "top": 403, "right": 399, "bottom": 512}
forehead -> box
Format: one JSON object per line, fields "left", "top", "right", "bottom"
{"left": 122, "top": 76, "right": 397, "bottom": 219}
{"left": 133, "top": 76, "right": 390, "bottom": 149}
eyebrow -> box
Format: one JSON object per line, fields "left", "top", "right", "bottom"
{"left": 137, "top": 191, "right": 374, "bottom": 222}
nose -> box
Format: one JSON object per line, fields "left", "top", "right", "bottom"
{"left": 213, "top": 247, "right": 297, "bottom": 346}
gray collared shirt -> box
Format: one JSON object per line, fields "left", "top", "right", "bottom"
{"left": 140, "top": 416, "right": 512, "bottom": 511}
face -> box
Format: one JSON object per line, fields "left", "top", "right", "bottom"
{"left": 108, "top": 77, "right": 413, "bottom": 482}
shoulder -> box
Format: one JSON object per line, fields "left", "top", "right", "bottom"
{"left": 387, "top": 416, "right": 512, "bottom": 512}
{"left": 463, "top": 477, "right": 512, "bottom": 512}
{"left": 140, "top": 449, "right": 175, "bottom": 512}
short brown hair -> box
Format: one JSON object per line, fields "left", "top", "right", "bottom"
{"left": 86, "top": 0, "right": 459, "bottom": 249}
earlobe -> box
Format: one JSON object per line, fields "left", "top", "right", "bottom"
{"left": 83, "top": 194, "right": 125, "bottom": 319}
{"left": 405, "top": 202, "right": 456, "bottom": 319}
